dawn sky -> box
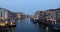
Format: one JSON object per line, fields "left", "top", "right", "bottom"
{"left": 0, "top": 0, "right": 60, "bottom": 15}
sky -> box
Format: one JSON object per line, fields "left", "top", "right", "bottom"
{"left": 0, "top": 0, "right": 60, "bottom": 15}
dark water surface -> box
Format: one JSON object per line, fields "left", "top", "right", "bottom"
{"left": 0, "top": 18, "right": 54, "bottom": 32}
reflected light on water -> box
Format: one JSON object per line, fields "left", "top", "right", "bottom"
{"left": 45, "top": 27, "right": 49, "bottom": 32}
{"left": 46, "top": 27, "right": 48, "bottom": 30}
{"left": 37, "top": 23, "right": 38, "bottom": 25}
{"left": 5, "top": 21, "right": 8, "bottom": 24}
{"left": 9, "top": 27, "right": 15, "bottom": 32}
{"left": 29, "top": 18, "right": 30, "bottom": 22}
{"left": 0, "top": 18, "right": 55, "bottom": 32}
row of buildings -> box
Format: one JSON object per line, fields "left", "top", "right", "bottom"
{"left": 32, "top": 8, "right": 60, "bottom": 23}
{"left": 0, "top": 8, "right": 25, "bottom": 20}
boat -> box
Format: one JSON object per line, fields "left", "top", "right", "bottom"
{"left": 48, "top": 23, "right": 60, "bottom": 32}
{"left": 0, "top": 22, "right": 7, "bottom": 27}
{"left": 8, "top": 20, "right": 16, "bottom": 27}
{"left": 4, "top": 20, "right": 16, "bottom": 27}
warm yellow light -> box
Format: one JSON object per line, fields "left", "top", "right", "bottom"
{"left": 10, "top": 22, "right": 13, "bottom": 25}
{"left": 0, "top": 23, "right": 6, "bottom": 26}
{"left": 5, "top": 21, "right": 8, "bottom": 24}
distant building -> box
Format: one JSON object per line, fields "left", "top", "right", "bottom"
{"left": 13, "top": 12, "right": 25, "bottom": 19}
{"left": 33, "top": 11, "right": 46, "bottom": 20}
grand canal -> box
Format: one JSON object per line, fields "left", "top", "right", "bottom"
{"left": 0, "top": 18, "right": 55, "bottom": 32}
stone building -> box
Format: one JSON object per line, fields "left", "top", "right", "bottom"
{"left": 45, "top": 8, "right": 60, "bottom": 23}
{"left": 33, "top": 11, "right": 46, "bottom": 21}
{"left": 45, "top": 9, "right": 56, "bottom": 21}
{"left": 0, "top": 8, "right": 14, "bottom": 20}
{"left": 13, "top": 12, "right": 25, "bottom": 19}
{"left": 55, "top": 8, "right": 60, "bottom": 22}
{"left": 33, "top": 8, "right": 60, "bottom": 24}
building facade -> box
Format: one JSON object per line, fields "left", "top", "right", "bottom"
{"left": 0, "top": 8, "right": 14, "bottom": 20}
{"left": 12, "top": 12, "right": 25, "bottom": 20}
{"left": 33, "top": 8, "right": 60, "bottom": 23}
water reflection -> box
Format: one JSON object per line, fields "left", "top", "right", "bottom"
{"left": 0, "top": 27, "right": 16, "bottom": 32}
{"left": 34, "top": 22, "right": 55, "bottom": 32}
{"left": 0, "top": 18, "right": 55, "bottom": 32}
{"left": 0, "top": 27, "right": 7, "bottom": 32}
{"left": 9, "top": 27, "right": 15, "bottom": 32}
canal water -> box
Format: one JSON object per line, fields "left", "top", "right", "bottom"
{"left": 0, "top": 18, "right": 55, "bottom": 32}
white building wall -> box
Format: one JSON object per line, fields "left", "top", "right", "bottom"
{"left": 2, "top": 9, "right": 5, "bottom": 20}
{"left": 5, "top": 11, "right": 8, "bottom": 20}
{"left": 0, "top": 9, "right": 2, "bottom": 17}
